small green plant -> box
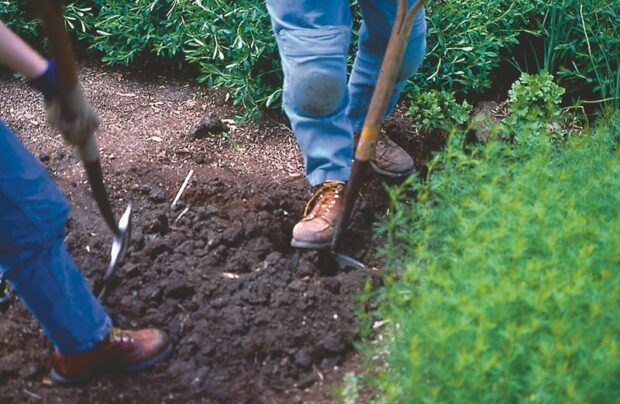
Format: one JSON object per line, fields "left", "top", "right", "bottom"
{"left": 502, "top": 71, "right": 566, "bottom": 143}
{"left": 366, "top": 112, "right": 620, "bottom": 402}
{"left": 340, "top": 372, "right": 361, "bottom": 404}
{"left": 407, "top": 90, "right": 472, "bottom": 133}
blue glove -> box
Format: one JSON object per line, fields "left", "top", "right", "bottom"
{"left": 28, "top": 59, "right": 60, "bottom": 102}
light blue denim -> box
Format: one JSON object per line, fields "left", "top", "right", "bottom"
{"left": 0, "top": 120, "right": 111, "bottom": 354}
{"left": 266, "top": 0, "right": 427, "bottom": 185}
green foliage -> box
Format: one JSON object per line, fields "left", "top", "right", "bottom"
{"left": 515, "top": 0, "right": 620, "bottom": 109}
{"left": 0, "top": 1, "right": 39, "bottom": 37}
{"left": 502, "top": 71, "right": 566, "bottom": 142}
{"left": 407, "top": 90, "right": 472, "bottom": 132}
{"left": 62, "top": 3, "right": 96, "bottom": 35}
{"left": 411, "top": 0, "right": 534, "bottom": 96}
{"left": 0, "top": 1, "right": 94, "bottom": 38}
{"left": 413, "top": 0, "right": 618, "bottom": 108}
{"left": 370, "top": 113, "right": 620, "bottom": 402}
{"left": 340, "top": 372, "right": 361, "bottom": 404}
{"left": 183, "top": 2, "right": 280, "bottom": 120}
{"left": 86, "top": 0, "right": 278, "bottom": 121}
{"left": 1, "top": 1, "right": 617, "bottom": 117}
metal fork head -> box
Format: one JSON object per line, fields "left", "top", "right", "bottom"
{"left": 97, "top": 203, "right": 132, "bottom": 300}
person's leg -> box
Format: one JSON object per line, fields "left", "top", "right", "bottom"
{"left": 0, "top": 121, "right": 171, "bottom": 384}
{"left": 347, "top": 0, "right": 427, "bottom": 133}
{"left": 266, "top": 0, "right": 353, "bottom": 186}
{"left": 0, "top": 120, "right": 112, "bottom": 354}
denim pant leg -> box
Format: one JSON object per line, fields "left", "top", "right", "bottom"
{"left": 347, "top": 0, "right": 427, "bottom": 133}
{"left": 0, "top": 120, "right": 111, "bottom": 354}
{"left": 266, "top": 0, "right": 354, "bottom": 186}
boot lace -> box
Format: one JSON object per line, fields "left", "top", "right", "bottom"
{"left": 303, "top": 181, "right": 344, "bottom": 218}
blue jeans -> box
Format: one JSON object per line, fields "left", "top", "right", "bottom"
{"left": 0, "top": 120, "right": 111, "bottom": 354}
{"left": 266, "top": 0, "right": 427, "bottom": 185}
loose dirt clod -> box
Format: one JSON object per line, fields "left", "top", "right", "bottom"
{"left": 187, "top": 112, "right": 226, "bottom": 140}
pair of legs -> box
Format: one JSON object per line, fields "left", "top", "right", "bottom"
{"left": 266, "top": 0, "right": 427, "bottom": 186}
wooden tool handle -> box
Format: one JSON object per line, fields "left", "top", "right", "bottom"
{"left": 34, "top": 0, "right": 120, "bottom": 235}
{"left": 355, "top": 0, "right": 426, "bottom": 161}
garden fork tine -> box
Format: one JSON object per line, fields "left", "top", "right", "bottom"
{"left": 332, "top": 0, "right": 426, "bottom": 251}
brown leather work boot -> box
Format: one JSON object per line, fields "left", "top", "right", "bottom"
{"left": 292, "top": 181, "right": 345, "bottom": 249}
{"left": 356, "top": 133, "right": 416, "bottom": 177}
{"left": 51, "top": 327, "right": 172, "bottom": 385}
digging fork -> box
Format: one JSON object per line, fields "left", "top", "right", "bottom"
{"left": 34, "top": 0, "right": 132, "bottom": 300}
{"left": 331, "top": 0, "right": 426, "bottom": 251}
{"left": 290, "top": 0, "right": 426, "bottom": 273}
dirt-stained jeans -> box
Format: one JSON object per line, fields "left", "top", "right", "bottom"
{"left": 266, "top": 0, "right": 427, "bottom": 185}
{"left": 0, "top": 120, "right": 111, "bottom": 354}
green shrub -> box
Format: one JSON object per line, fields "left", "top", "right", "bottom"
{"left": 86, "top": 0, "right": 278, "bottom": 120}
{"left": 2, "top": 1, "right": 617, "bottom": 117}
{"left": 0, "top": 1, "right": 39, "bottom": 37}
{"left": 515, "top": 0, "right": 620, "bottom": 110}
{"left": 412, "top": 0, "right": 618, "bottom": 109}
{"left": 502, "top": 71, "right": 566, "bottom": 143}
{"left": 0, "top": 0, "right": 546, "bottom": 117}
{"left": 370, "top": 112, "right": 620, "bottom": 402}
{"left": 0, "top": 1, "right": 95, "bottom": 39}
{"left": 182, "top": 2, "right": 280, "bottom": 120}
{"left": 407, "top": 90, "right": 472, "bottom": 133}
{"left": 410, "top": 0, "right": 535, "bottom": 96}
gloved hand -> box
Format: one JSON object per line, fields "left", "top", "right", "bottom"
{"left": 45, "top": 84, "right": 100, "bottom": 148}
{"left": 28, "top": 60, "right": 100, "bottom": 149}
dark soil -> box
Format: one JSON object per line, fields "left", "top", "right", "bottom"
{"left": 0, "top": 61, "right": 436, "bottom": 403}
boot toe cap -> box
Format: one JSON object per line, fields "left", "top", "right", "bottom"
{"left": 292, "top": 219, "right": 332, "bottom": 248}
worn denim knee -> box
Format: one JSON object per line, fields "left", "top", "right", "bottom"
{"left": 266, "top": 1, "right": 427, "bottom": 185}
{"left": 274, "top": 26, "right": 354, "bottom": 185}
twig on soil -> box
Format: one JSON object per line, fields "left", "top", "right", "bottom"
{"left": 268, "top": 117, "right": 294, "bottom": 135}
{"left": 171, "top": 169, "right": 194, "bottom": 208}
{"left": 22, "top": 389, "right": 41, "bottom": 400}
{"left": 283, "top": 173, "right": 304, "bottom": 183}
{"left": 174, "top": 207, "right": 190, "bottom": 223}
{"left": 46, "top": 134, "right": 64, "bottom": 146}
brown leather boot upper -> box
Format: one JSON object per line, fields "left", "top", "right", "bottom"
{"left": 356, "top": 133, "right": 415, "bottom": 177}
{"left": 292, "top": 181, "right": 345, "bottom": 249}
{"left": 51, "top": 327, "right": 171, "bottom": 384}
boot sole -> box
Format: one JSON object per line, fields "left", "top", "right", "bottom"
{"left": 290, "top": 239, "right": 331, "bottom": 250}
{"left": 370, "top": 161, "right": 415, "bottom": 178}
{"left": 50, "top": 341, "right": 173, "bottom": 385}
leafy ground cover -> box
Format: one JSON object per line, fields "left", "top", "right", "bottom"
{"left": 354, "top": 104, "right": 620, "bottom": 401}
